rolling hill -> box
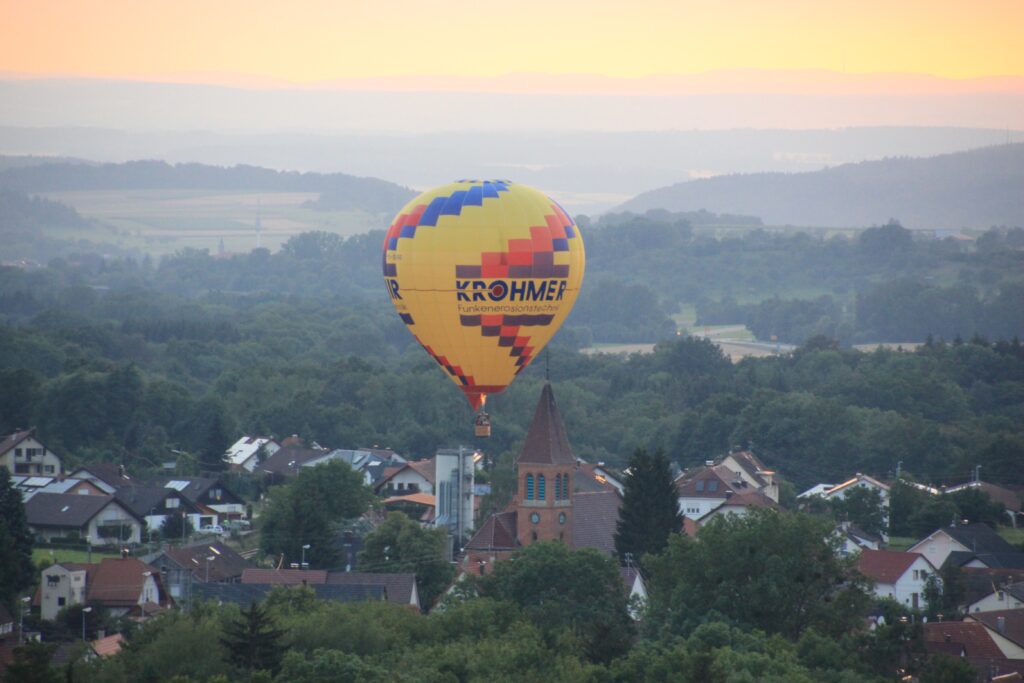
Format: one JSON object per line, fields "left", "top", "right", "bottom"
{"left": 616, "top": 143, "right": 1024, "bottom": 229}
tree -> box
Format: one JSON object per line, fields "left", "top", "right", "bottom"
{"left": 4, "top": 642, "right": 59, "bottom": 683}
{"left": 0, "top": 467, "right": 35, "bottom": 608}
{"left": 220, "top": 600, "right": 285, "bottom": 675}
{"left": 919, "top": 654, "right": 977, "bottom": 683}
{"left": 478, "top": 541, "right": 634, "bottom": 663}
{"left": 358, "top": 512, "right": 454, "bottom": 611}
{"left": 196, "top": 398, "right": 233, "bottom": 473}
{"left": 829, "top": 486, "right": 887, "bottom": 536}
{"left": 615, "top": 447, "right": 682, "bottom": 561}
{"left": 160, "top": 511, "right": 193, "bottom": 541}
{"left": 260, "top": 461, "right": 372, "bottom": 568}
{"left": 645, "top": 509, "right": 871, "bottom": 639}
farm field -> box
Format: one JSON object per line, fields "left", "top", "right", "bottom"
{"left": 39, "top": 189, "right": 384, "bottom": 256}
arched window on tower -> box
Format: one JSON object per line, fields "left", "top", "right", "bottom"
{"left": 562, "top": 473, "right": 569, "bottom": 499}
{"left": 554, "top": 474, "right": 562, "bottom": 500}
{"left": 538, "top": 474, "right": 546, "bottom": 500}
{"left": 526, "top": 474, "right": 534, "bottom": 500}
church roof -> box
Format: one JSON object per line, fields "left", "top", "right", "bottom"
{"left": 517, "top": 383, "right": 575, "bottom": 466}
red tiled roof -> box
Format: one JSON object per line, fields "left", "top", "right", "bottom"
{"left": 676, "top": 465, "right": 738, "bottom": 498}
{"left": 241, "top": 568, "right": 327, "bottom": 585}
{"left": 923, "top": 621, "right": 1005, "bottom": 660}
{"left": 87, "top": 558, "right": 161, "bottom": 607}
{"left": 574, "top": 464, "right": 619, "bottom": 494}
{"left": 406, "top": 460, "right": 435, "bottom": 484}
{"left": 517, "top": 383, "right": 575, "bottom": 466}
{"left": 857, "top": 549, "right": 931, "bottom": 584}
{"left": 465, "top": 511, "right": 519, "bottom": 551}
{"left": 91, "top": 633, "right": 124, "bottom": 657}
{"left": 970, "top": 610, "right": 1024, "bottom": 648}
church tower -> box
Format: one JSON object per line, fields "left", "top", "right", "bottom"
{"left": 515, "top": 383, "right": 575, "bottom": 546}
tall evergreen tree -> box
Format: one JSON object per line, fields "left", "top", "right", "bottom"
{"left": 196, "top": 398, "right": 233, "bottom": 473}
{"left": 614, "top": 448, "right": 682, "bottom": 561}
{"left": 220, "top": 600, "right": 285, "bottom": 674}
{"left": 0, "top": 467, "right": 35, "bottom": 608}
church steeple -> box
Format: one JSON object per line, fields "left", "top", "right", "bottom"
{"left": 516, "top": 382, "right": 574, "bottom": 546}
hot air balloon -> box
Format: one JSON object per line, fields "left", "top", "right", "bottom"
{"left": 382, "top": 180, "right": 585, "bottom": 436}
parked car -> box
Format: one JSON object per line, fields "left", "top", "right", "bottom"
{"left": 198, "top": 524, "right": 225, "bottom": 536}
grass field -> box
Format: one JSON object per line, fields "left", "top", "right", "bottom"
{"left": 33, "top": 547, "right": 118, "bottom": 566}
{"left": 40, "top": 189, "right": 384, "bottom": 256}
{"left": 999, "top": 527, "right": 1024, "bottom": 547}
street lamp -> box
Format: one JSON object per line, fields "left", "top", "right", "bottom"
{"left": 81, "top": 606, "right": 92, "bottom": 642}
{"left": 301, "top": 544, "right": 311, "bottom": 568}
{"left": 205, "top": 556, "right": 215, "bottom": 582}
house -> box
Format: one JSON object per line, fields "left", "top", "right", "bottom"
{"left": 374, "top": 459, "right": 435, "bottom": 497}
{"left": 922, "top": 621, "right": 1011, "bottom": 676}
{"left": 821, "top": 473, "right": 891, "bottom": 502}
{"left": 798, "top": 483, "right": 835, "bottom": 499}
{"left": 675, "top": 465, "right": 735, "bottom": 520}
{"left": 694, "top": 490, "right": 778, "bottom": 526}
{"left": 0, "top": 428, "right": 63, "bottom": 477}
{"left": 256, "top": 446, "right": 331, "bottom": 479}
{"left": 621, "top": 566, "right": 648, "bottom": 618}
{"left": 835, "top": 522, "right": 882, "bottom": 555}
{"left": 463, "top": 383, "right": 632, "bottom": 585}
{"left": 155, "top": 477, "right": 246, "bottom": 521}
{"left": 67, "top": 463, "right": 133, "bottom": 492}
{"left": 37, "top": 557, "right": 169, "bottom": 620}
{"left": 720, "top": 450, "right": 779, "bottom": 502}
{"left": 91, "top": 633, "right": 124, "bottom": 658}
{"left": 967, "top": 582, "right": 1024, "bottom": 614}
{"left": 191, "top": 581, "right": 384, "bottom": 607}
{"left": 27, "top": 477, "right": 107, "bottom": 498}
{"left": 25, "top": 493, "right": 144, "bottom": 546}
{"left": 224, "top": 436, "right": 280, "bottom": 472}
{"left": 857, "top": 549, "right": 938, "bottom": 610}
{"left": 908, "top": 523, "right": 1019, "bottom": 569}
{"left": 946, "top": 551, "right": 1024, "bottom": 570}
{"left": 114, "top": 486, "right": 204, "bottom": 538}
{"left": 945, "top": 481, "right": 1022, "bottom": 525}
{"left": 966, "top": 610, "right": 1024, "bottom": 659}
{"left": 325, "top": 572, "right": 420, "bottom": 610}
{"left": 141, "top": 541, "right": 250, "bottom": 600}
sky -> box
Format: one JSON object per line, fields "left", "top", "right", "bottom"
{"left": 1, "top": 0, "right": 1022, "bottom": 90}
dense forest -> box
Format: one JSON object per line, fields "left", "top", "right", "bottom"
{"left": 618, "top": 142, "right": 1024, "bottom": 229}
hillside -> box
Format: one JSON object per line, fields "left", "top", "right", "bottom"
{"left": 617, "top": 143, "right": 1024, "bottom": 229}
{"left": 0, "top": 159, "right": 416, "bottom": 214}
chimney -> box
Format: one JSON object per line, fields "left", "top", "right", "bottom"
{"left": 96, "top": 629, "right": 105, "bottom": 640}
{"left": 997, "top": 616, "right": 1006, "bottom": 634}
{"left": 705, "top": 460, "right": 714, "bottom": 467}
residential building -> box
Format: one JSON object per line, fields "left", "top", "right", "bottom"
{"left": 142, "top": 541, "right": 249, "bottom": 600}
{"left": 922, "top": 621, "right": 1013, "bottom": 678}
{"left": 835, "top": 523, "right": 882, "bottom": 556}
{"left": 946, "top": 550, "right": 1024, "bottom": 570}
{"left": 0, "top": 428, "right": 63, "bottom": 477}
{"left": 67, "top": 464, "right": 133, "bottom": 492}
{"left": 857, "top": 549, "right": 938, "bottom": 610}
{"left": 621, "top": 566, "right": 648, "bottom": 619}
{"left": 256, "top": 446, "right": 331, "bottom": 479}
{"left": 967, "top": 582, "right": 1024, "bottom": 614}
{"left": 114, "top": 486, "right": 204, "bottom": 538}
{"left": 374, "top": 460, "right": 435, "bottom": 496}
{"left": 966, "top": 610, "right": 1024, "bottom": 659}
{"left": 239, "top": 568, "right": 418, "bottom": 609}
{"left": 908, "top": 523, "right": 1019, "bottom": 569}
{"left": 720, "top": 450, "right": 779, "bottom": 502}
{"left": 675, "top": 464, "right": 775, "bottom": 522}
{"left": 14, "top": 476, "right": 106, "bottom": 500}
{"left": 224, "top": 436, "right": 280, "bottom": 472}
{"left": 944, "top": 481, "right": 1022, "bottom": 526}
{"left": 154, "top": 477, "right": 246, "bottom": 521}
{"left": 191, "top": 582, "right": 383, "bottom": 607}
{"left": 37, "top": 557, "right": 169, "bottom": 620}
{"left": 25, "top": 493, "right": 144, "bottom": 545}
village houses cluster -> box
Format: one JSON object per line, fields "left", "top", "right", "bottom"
{"left": 2, "top": 384, "right": 1023, "bottom": 678}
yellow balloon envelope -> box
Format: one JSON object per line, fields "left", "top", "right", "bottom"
{"left": 383, "top": 181, "right": 585, "bottom": 410}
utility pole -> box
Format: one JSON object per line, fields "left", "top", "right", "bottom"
{"left": 896, "top": 461, "right": 903, "bottom": 480}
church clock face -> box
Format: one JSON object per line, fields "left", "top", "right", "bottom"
{"left": 559, "top": 512, "right": 567, "bottom": 525}
{"left": 530, "top": 512, "right": 540, "bottom": 524}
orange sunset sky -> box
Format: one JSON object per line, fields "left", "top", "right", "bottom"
{"left": 1, "top": 0, "right": 1022, "bottom": 90}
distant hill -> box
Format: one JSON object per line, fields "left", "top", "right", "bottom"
{"left": 616, "top": 144, "right": 1024, "bottom": 229}
{"left": 0, "top": 159, "right": 416, "bottom": 214}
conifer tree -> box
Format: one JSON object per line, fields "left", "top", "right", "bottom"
{"left": 0, "top": 467, "right": 35, "bottom": 608}
{"left": 220, "top": 600, "right": 285, "bottom": 675}
{"left": 614, "top": 448, "right": 682, "bottom": 562}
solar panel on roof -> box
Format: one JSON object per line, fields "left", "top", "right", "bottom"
{"left": 26, "top": 477, "right": 52, "bottom": 486}
{"left": 165, "top": 480, "right": 189, "bottom": 491}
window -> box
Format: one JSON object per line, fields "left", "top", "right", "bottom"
{"left": 707, "top": 480, "right": 718, "bottom": 492}
{"left": 166, "top": 497, "right": 179, "bottom": 509}
{"left": 538, "top": 474, "right": 546, "bottom": 500}
{"left": 44, "top": 465, "right": 55, "bottom": 474}
{"left": 555, "top": 474, "right": 562, "bottom": 500}
{"left": 14, "top": 448, "right": 22, "bottom": 457}
{"left": 695, "top": 480, "right": 705, "bottom": 492}
{"left": 58, "top": 597, "right": 66, "bottom": 606}
{"left": 526, "top": 474, "right": 534, "bottom": 500}
{"left": 562, "top": 474, "right": 569, "bottom": 499}
{"left": 14, "top": 464, "right": 29, "bottom": 474}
